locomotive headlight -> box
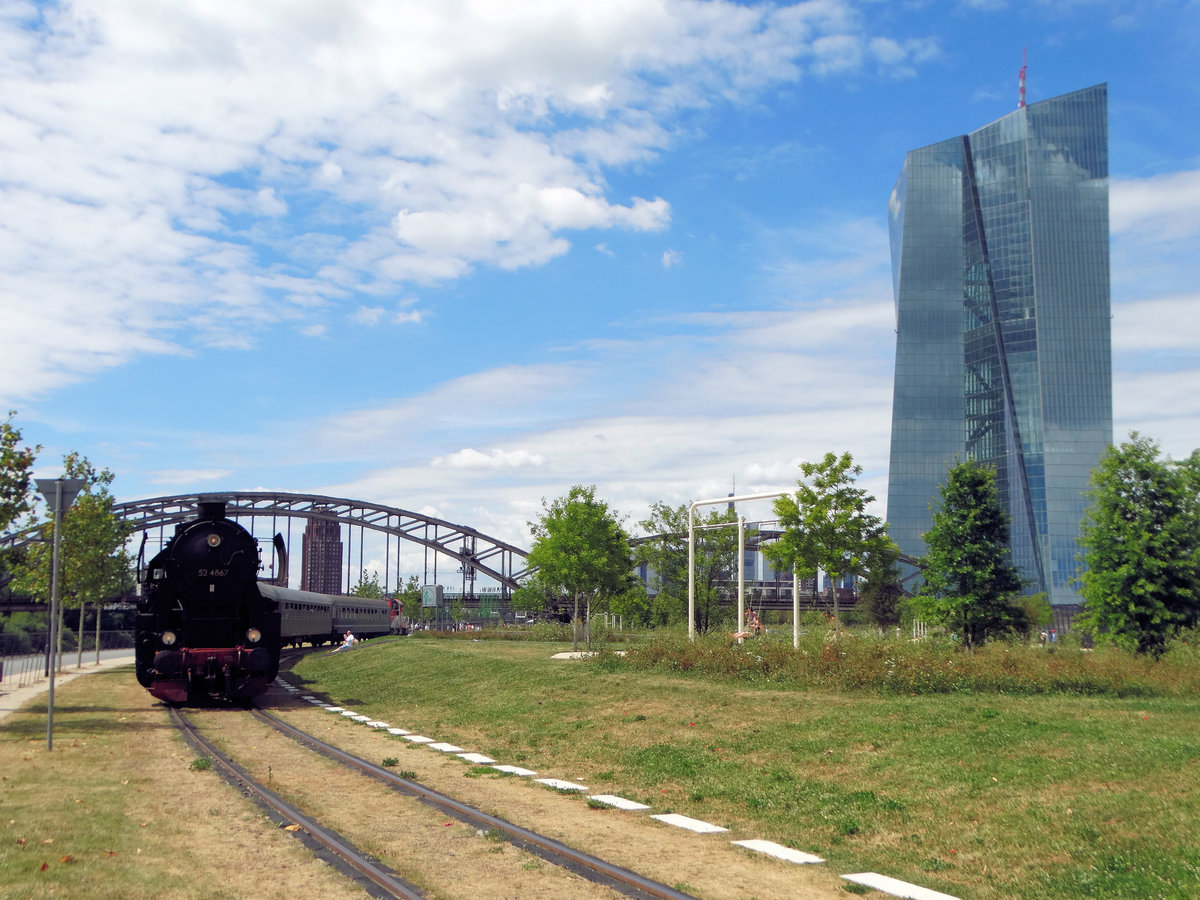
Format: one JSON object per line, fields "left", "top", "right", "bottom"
{"left": 206, "top": 533, "right": 222, "bottom": 548}
{"left": 161, "top": 630, "right": 177, "bottom": 647}
{"left": 246, "top": 627, "right": 262, "bottom": 644}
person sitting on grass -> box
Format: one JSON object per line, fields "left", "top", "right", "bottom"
{"left": 330, "top": 630, "right": 357, "bottom": 654}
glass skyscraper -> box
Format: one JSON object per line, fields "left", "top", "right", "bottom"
{"left": 886, "top": 84, "right": 1112, "bottom": 607}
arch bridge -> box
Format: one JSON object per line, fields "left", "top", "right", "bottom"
{"left": 114, "top": 492, "right": 531, "bottom": 596}
{"left": 0, "top": 492, "right": 530, "bottom": 599}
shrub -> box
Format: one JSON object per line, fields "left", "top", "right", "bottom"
{"left": 618, "top": 630, "right": 1200, "bottom": 697}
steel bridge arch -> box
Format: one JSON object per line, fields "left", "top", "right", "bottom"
{"left": 107, "top": 492, "right": 530, "bottom": 594}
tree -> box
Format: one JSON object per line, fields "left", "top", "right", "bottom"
{"left": 352, "top": 569, "right": 385, "bottom": 598}
{"left": 857, "top": 538, "right": 906, "bottom": 629}
{"left": 397, "top": 574, "right": 422, "bottom": 610}
{"left": 632, "top": 501, "right": 742, "bottom": 633}
{"left": 524, "top": 485, "right": 635, "bottom": 650}
{"left": 11, "top": 453, "right": 135, "bottom": 620}
{"left": 910, "top": 459, "right": 1026, "bottom": 649}
{"left": 1, "top": 411, "right": 38, "bottom": 536}
{"left": 764, "top": 451, "right": 895, "bottom": 632}
{"left": 1077, "top": 434, "right": 1200, "bottom": 655}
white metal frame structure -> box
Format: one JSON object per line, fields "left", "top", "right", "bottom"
{"left": 687, "top": 491, "right": 788, "bottom": 643}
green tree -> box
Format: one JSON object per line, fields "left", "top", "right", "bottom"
{"left": 632, "top": 501, "right": 742, "bottom": 633}
{"left": 1077, "top": 434, "right": 1200, "bottom": 655}
{"left": 764, "top": 451, "right": 895, "bottom": 632}
{"left": 352, "top": 569, "right": 385, "bottom": 598}
{"left": 910, "top": 459, "right": 1026, "bottom": 649}
{"left": 1, "top": 411, "right": 39, "bottom": 536}
{"left": 396, "top": 574, "right": 422, "bottom": 611}
{"left": 609, "top": 583, "right": 653, "bottom": 627}
{"left": 524, "top": 485, "right": 635, "bottom": 650}
{"left": 11, "top": 453, "right": 135, "bottom": 654}
{"left": 857, "top": 538, "right": 906, "bottom": 629}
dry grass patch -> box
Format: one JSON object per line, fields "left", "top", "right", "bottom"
{"left": 0, "top": 669, "right": 366, "bottom": 900}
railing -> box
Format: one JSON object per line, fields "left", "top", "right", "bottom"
{"left": 0, "top": 631, "right": 135, "bottom": 689}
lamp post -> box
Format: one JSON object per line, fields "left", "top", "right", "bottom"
{"left": 35, "top": 477, "right": 86, "bottom": 752}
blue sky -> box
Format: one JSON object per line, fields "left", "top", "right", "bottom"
{"left": 3, "top": 0, "right": 1198, "bottom": 577}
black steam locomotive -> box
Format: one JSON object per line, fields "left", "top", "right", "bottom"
{"left": 134, "top": 500, "right": 393, "bottom": 704}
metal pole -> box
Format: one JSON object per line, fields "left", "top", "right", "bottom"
{"left": 737, "top": 515, "right": 745, "bottom": 638}
{"left": 793, "top": 569, "right": 800, "bottom": 650}
{"left": 36, "top": 477, "right": 84, "bottom": 752}
{"left": 687, "top": 505, "right": 696, "bottom": 642}
{"left": 46, "top": 481, "right": 63, "bottom": 751}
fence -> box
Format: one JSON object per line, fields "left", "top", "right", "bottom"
{"left": 0, "top": 630, "right": 135, "bottom": 689}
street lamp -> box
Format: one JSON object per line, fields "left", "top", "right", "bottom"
{"left": 35, "top": 477, "right": 86, "bottom": 752}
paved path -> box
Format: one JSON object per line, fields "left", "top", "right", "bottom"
{"left": 0, "top": 655, "right": 135, "bottom": 723}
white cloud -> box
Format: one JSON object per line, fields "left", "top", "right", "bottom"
{"left": 432, "top": 448, "right": 547, "bottom": 470}
{"left": 253, "top": 187, "right": 288, "bottom": 217}
{"left": 1112, "top": 294, "right": 1200, "bottom": 353}
{"left": 353, "top": 306, "right": 387, "bottom": 326}
{"left": 1111, "top": 169, "right": 1200, "bottom": 243}
{"left": 0, "top": 0, "right": 938, "bottom": 404}
{"left": 662, "top": 249, "right": 682, "bottom": 268}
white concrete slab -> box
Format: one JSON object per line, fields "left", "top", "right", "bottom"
{"left": 536, "top": 778, "right": 588, "bottom": 791}
{"left": 588, "top": 794, "right": 650, "bottom": 811}
{"left": 386, "top": 727, "right": 411, "bottom": 736}
{"left": 367, "top": 721, "right": 390, "bottom": 729}
{"left": 403, "top": 735, "right": 434, "bottom": 743}
{"left": 350, "top": 714, "right": 372, "bottom": 722}
{"left": 732, "top": 839, "right": 824, "bottom": 865}
{"left": 324, "top": 707, "right": 345, "bottom": 713}
{"left": 428, "top": 742, "right": 464, "bottom": 752}
{"left": 458, "top": 752, "right": 496, "bottom": 764}
{"left": 842, "top": 873, "right": 960, "bottom": 900}
{"left": 340, "top": 710, "right": 358, "bottom": 717}
{"left": 650, "top": 813, "right": 728, "bottom": 834}
{"left": 491, "top": 764, "right": 536, "bottom": 776}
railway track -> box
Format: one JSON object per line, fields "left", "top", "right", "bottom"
{"left": 168, "top": 703, "right": 700, "bottom": 900}
{"left": 169, "top": 706, "right": 424, "bottom": 899}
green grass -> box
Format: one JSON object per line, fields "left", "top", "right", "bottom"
{"left": 297, "top": 635, "right": 1200, "bottom": 899}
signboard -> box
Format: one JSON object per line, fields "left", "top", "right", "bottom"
{"left": 421, "top": 585, "right": 443, "bottom": 608}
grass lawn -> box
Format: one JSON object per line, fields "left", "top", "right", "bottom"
{"left": 296, "top": 636, "right": 1200, "bottom": 899}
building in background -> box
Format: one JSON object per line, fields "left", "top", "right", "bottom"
{"left": 886, "top": 84, "right": 1112, "bottom": 607}
{"left": 300, "top": 516, "right": 343, "bottom": 594}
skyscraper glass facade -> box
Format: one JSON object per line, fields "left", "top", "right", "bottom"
{"left": 886, "top": 84, "right": 1112, "bottom": 606}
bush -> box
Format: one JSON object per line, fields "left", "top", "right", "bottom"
{"left": 618, "top": 630, "right": 1200, "bottom": 697}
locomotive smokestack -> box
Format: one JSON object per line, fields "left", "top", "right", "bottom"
{"left": 198, "top": 500, "right": 226, "bottom": 520}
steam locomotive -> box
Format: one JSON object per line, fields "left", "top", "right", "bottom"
{"left": 134, "top": 500, "right": 394, "bottom": 704}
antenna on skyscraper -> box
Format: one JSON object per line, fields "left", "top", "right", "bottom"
{"left": 1018, "top": 47, "right": 1027, "bottom": 108}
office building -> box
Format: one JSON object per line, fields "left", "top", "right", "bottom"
{"left": 886, "top": 84, "right": 1112, "bottom": 606}
{"left": 300, "top": 516, "right": 344, "bottom": 594}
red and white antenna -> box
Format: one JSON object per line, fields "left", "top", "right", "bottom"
{"left": 1018, "top": 47, "right": 1027, "bottom": 108}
